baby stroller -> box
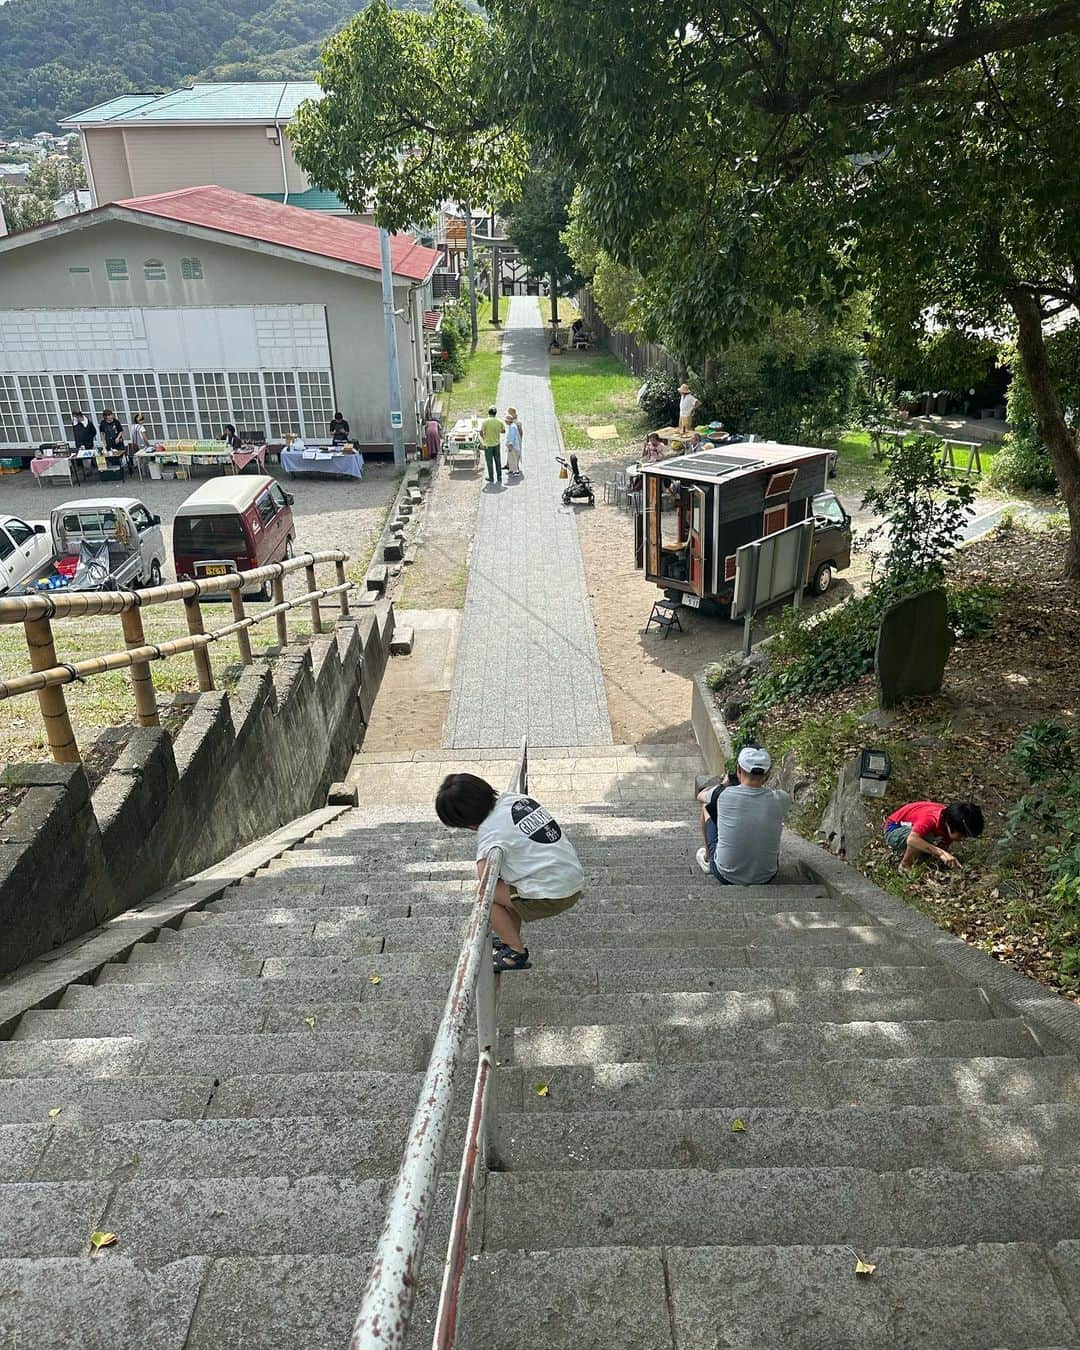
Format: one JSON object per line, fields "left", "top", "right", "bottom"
{"left": 557, "top": 454, "right": 595, "bottom": 506}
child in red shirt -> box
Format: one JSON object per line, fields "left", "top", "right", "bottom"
{"left": 884, "top": 800, "right": 984, "bottom": 871}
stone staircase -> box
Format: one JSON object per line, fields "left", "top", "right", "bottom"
{"left": 2, "top": 789, "right": 1080, "bottom": 1347}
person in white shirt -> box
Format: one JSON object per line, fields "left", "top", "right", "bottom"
{"left": 678, "top": 382, "right": 700, "bottom": 433}
{"left": 436, "top": 773, "right": 584, "bottom": 971}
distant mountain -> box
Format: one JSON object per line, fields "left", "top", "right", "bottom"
{"left": 0, "top": 0, "right": 433, "bottom": 136}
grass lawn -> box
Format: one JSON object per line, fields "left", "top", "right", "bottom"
{"left": 549, "top": 350, "right": 649, "bottom": 455}
{"left": 833, "top": 428, "right": 1001, "bottom": 498}
{"left": 0, "top": 602, "right": 313, "bottom": 768}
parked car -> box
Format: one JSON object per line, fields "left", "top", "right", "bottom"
{"left": 173, "top": 475, "right": 295, "bottom": 600}
{"left": 0, "top": 515, "right": 53, "bottom": 595}
{"left": 15, "top": 498, "right": 166, "bottom": 593}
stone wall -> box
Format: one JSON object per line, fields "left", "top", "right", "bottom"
{"left": 0, "top": 603, "right": 394, "bottom": 975}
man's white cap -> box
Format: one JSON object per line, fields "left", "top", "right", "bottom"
{"left": 737, "top": 746, "right": 771, "bottom": 775}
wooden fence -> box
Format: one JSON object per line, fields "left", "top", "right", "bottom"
{"left": 578, "top": 291, "right": 679, "bottom": 379}
{"left": 0, "top": 551, "right": 352, "bottom": 765}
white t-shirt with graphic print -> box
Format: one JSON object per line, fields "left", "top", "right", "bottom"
{"left": 475, "top": 793, "right": 584, "bottom": 899}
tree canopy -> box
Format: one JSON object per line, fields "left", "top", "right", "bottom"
{"left": 290, "top": 0, "right": 525, "bottom": 230}
{"left": 482, "top": 0, "right": 1080, "bottom": 574}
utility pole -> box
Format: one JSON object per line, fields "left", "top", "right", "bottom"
{"left": 464, "top": 200, "right": 479, "bottom": 348}
{"left": 379, "top": 226, "right": 406, "bottom": 469}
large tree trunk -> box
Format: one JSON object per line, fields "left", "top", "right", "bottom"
{"left": 1008, "top": 288, "right": 1080, "bottom": 578}
{"left": 549, "top": 272, "right": 560, "bottom": 327}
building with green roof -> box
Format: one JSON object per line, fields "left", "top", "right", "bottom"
{"left": 61, "top": 83, "right": 355, "bottom": 215}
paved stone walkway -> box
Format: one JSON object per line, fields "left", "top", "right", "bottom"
{"left": 444, "top": 298, "right": 612, "bottom": 749}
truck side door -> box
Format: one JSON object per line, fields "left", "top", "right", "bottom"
{"left": 0, "top": 526, "right": 15, "bottom": 593}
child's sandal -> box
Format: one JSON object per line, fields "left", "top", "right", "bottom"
{"left": 493, "top": 945, "right": 531, "bottom": 971}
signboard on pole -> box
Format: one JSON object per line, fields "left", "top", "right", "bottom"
{"left": 731, "top": 518, "right": 815, "bottom": 655}
{"left": 390, "top": 411, "right": 404, "bottom": 429}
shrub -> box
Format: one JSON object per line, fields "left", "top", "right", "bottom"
{"left": 860, "top": 435, "right": 976, "bottom": 582}
{"left": 947, "top": 582, "right": 1001, "bottom": 639}
{"left": 433, "top": 320, "right": 467, "bottom": 381}
{"left": 987, "top": 432, "right": 1058, "bottom": 493}
{"left": 637, "top": 367, "right": 680, "bottom": 423}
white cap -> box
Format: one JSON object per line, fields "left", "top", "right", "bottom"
{"left": 737, "top": 746, "right": 771, "bottom": 775}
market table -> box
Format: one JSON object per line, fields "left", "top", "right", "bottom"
{"left": 444, "top": 417, "right": 482, "bottom": 470}
{"left": 134, "top": 443, "right": 268, "bottom": 480}
{"left": 281, "top": 447, "right": 364, "bottom": 480}
{"left": 31, "top": 455, "right": 84, "bottom": 486}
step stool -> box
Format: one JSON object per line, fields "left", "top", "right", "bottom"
{"left": 645, "top": 598, "right": 683, "bottom": 638}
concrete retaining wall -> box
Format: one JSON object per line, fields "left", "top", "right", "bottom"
{"left": 691, "top": 671, "right": 734, "bottom": 776}
{"left": 0, "top": 603, "right": 394, "bottom": 975}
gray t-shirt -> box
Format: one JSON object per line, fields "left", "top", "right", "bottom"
{"left": 711, "top": 784, "right": 792, "bottom": 884}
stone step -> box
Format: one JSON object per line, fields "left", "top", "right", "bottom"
{"left": 483, "top": 1165, "right": 1080, "bottom": 1251}
{"left": 0, "top": 1068, "right": 436, "bottom": 1125}
{"left": 28, "top": 1102, "right": 1080, "bottom": 1184}
{"left": 454, "top": 1243, "right": 1080, "bottom": 1350}
{"left": 498, "top": 1102, "right": 1080, "bottom": 1175}
{"left": 508, "top": 1017, "right": 1034, "bottom": 1068}
{"left": 0, "top": 1028, "right": 435, "bottom": 1081}
{"left": 5, "top": 1014, "right": 1029, "bottom": 1085}
{"left": 484, "top": 1054, "right": 1080, "bottom": 1112}
{"left": 93, "top": 939, "right": 933, "bottom": 985}
{"left": 0, "top": 1176, "right": 387, "bottom": 1263}
{"left": 59, "top": 963, "right": 962, "bottom": 1013}
{"left": 21, "top": 986, "right": 982, "bottom": 1043}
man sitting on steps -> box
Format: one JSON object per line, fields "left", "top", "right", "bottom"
{"left": 696, "top": 746, "right": 792, "bottom": 885}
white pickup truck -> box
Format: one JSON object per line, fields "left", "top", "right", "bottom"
{"left": 14, "top": 498, "right": 166, "bottom": 594}
{"left": 0, "top": 515, "right": 54, "bottom": 595}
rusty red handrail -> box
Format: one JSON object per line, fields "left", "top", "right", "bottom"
{"left": 349, "top": 739, "right": 527, "bottom": 1350}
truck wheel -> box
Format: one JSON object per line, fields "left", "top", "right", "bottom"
{"left": 284, "top": 537, "right": 294, "bottom": 559}
{"left": 148, "top": 560, "right": 162, "bottom": 588}
{"left": 811, "top": 562, "right": 833, "bottom": 595}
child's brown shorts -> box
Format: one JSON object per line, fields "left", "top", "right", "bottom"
{"left": 507, "top": 888, "right": 582, "bottom": 922}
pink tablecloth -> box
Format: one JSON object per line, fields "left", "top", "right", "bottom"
{"left": 31, "top": 456, "right": 74, "bottom": 478}
{"left": 233, "top": 444, "right": 267, "bottom": 472}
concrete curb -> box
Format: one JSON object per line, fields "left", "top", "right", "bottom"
{"left": 0, "top": 804, "right": 350, "bottom": 1037}
{"left": 691, "top": 671, "right": 733, "bottom": 776}
{"left": 784, "top": 829, "right": 1080, "bottom": 1058}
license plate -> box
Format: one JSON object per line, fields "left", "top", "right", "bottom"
{"left": 683, "top": 593, "right": 701, "bottom": 608}
{"left": 202, "top": 565, "right": 228, "bottom": 576}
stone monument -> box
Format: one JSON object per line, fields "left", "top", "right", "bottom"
{"left": 875, "top": 586, "right": 950, "bottom": 709}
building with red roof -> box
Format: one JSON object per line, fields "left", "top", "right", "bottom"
{"left": 0, "top": 186, "right": 441, "bottom": 454}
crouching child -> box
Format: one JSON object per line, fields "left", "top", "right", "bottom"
{"left": 884, "top": 799, "right": 984, "bottom": 871}
{"left": 435, "top": 773, "right": 584, "bottom": 971}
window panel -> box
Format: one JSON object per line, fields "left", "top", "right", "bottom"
{"left": 86, "top": 374, "right": 125, "bottom": 425}
{"left": 122, "top": 373, "right": 165, "bottom": 439}
{"left": 105, "top": 258, "right": 128, "bottom": 281}
{"left": 144, "top": 258, "right": 166, "bottom": 281}
{"left": 17, "top": 375, "right": 62, "bottom": 443}
{"left": 193, "top": 372, "right": 231, "bottom": 440}
{"left": 297, "top": 370, "right": 334, "bottom": 439}
{"left": 52, "top": 374, "right": 91, "bottom": 432}
{"left": 227, "top": 372, "right": 267, "bottom": 443}
{"left": 261, "top": 371, "right": 300, "bottom": 440}
{"left": 0, "top": 375, "right": 28, "bottom": 445}
{"left": 181, "top": 257, "right": 204, "bottom": 280}
{"left": 158, "top": 372, "right": 198, "bottom": 439}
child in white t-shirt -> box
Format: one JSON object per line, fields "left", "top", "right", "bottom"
{"left": 435, "top": 773, "right": 584, "bottom": 970}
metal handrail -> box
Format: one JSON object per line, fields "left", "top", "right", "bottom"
{"left": 350, "top": 739, "right": 529, "bottom": 1350}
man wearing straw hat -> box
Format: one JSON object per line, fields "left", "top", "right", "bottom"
{"left": 678, "top": 383, "right": 700, "bottom": 433}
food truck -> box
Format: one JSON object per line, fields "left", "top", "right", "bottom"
{"left": 635, "top": 442, "right": 852, "bottom": 614}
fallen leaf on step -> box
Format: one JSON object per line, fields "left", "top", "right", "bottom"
{"left": 731, "top": 1118, "right": 746, "bottom": 1132}
{"left": 369, "top": 975, "right": 381, "bottom": 985}
{"left": 853, "top": 967, "right": 864, "bottom": 976}
{"left": 89, "top": 1231, "right": 117, "bottom": 1252}
{"left": 47, "top": 1107, "right": 62, "bottom": 1119}
{"left": 534, "top": 1082, "right": 550, "bottom": 1098}
{"left": 304, "top": 1016, "right": 317, "bottom": 1029}
{"left": 854, "top": 1258, "right": 876, "bottom": 1277}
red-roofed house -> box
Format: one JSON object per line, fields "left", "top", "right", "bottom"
{"left": 0, "top": 186, "right": 440, "bottom": 454}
